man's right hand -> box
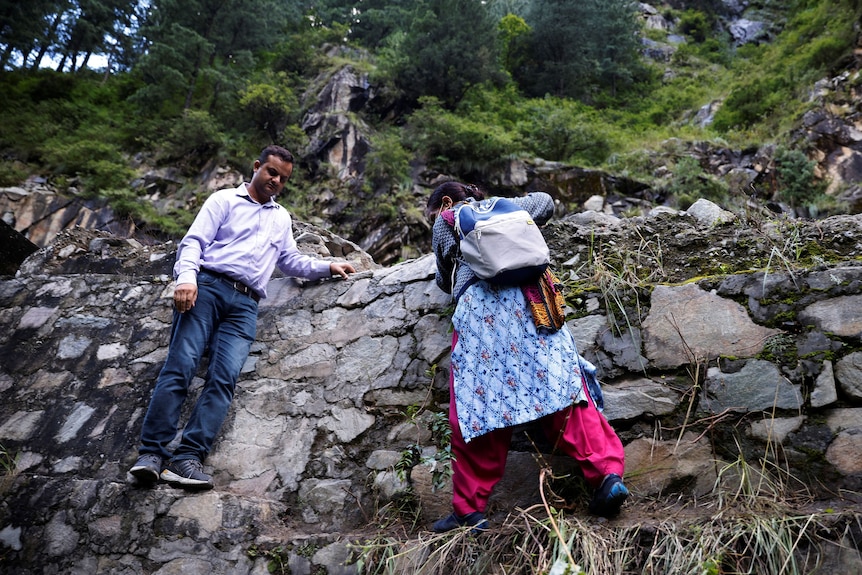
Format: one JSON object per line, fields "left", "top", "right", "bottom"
{"left": 174, "top": 283, "right": 198, "bottom": 313}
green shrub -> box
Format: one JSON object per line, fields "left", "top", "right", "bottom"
{"left": 405, "top": 97, "right": 519, "bottom": 173}
{"left": 0, "top": 161, "right": 29, "bottom": 187}
{"left": 239, "top": 72, "right": 299, "bottom": 143}
{"left": 711, "top": 77, "right": 789, "bottom": 132}
{"left": 41, "top": 139, "right": 134, "bottom": 193}
{"left": 678, "top": 10, "right": 712, "bottom": 43}
{"left": 804, "top": 34, "right": 850, "bottom": 69}
{"left": 666, "top": 155, "right": 728, "bottom": 208}
{"left": 364, "top": 128, "right": 412, "bottom": 190}
{"left": 102, "top": 188, "right": 194, "bottom": 237}
{"left": 774, "top": 147, "right": 822, "bottom": 208}
{"left": 516, "top": 99, "right": 613, "bottom": 166}
{"left": 157, "top": 109, "right": 226, "bottom": 171}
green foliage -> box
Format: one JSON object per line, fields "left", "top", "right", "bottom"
{"left": 405, "top": 96, "right": 520, "bottom": 173}
{"left": 1, "top": 0, "right": 861, "bottom": 245}
{"left": 804, "top": 33, "right": 850, "bottom": 70}
{"left": 333, "top": 0, "right": 417, "bottom": 49}
{"left": 388, "top": 0, "right": 502, "bottom": 108}
{"left": 678, "top": 10, "right": 712, "bottom": 43}
{"left": 364, "top": 128, "right": 412, "bottom": 190}
{"left": 665, "top": 156, "right": 728, "bottom": 209}
{"left": 239, "top": 72, "right": 300, "bottom": 143}
{"left": 0, "top": 442, "right": 18, "bottom": 496}
{"left": 774, "top": 147, "right": 821, "bottom": 208}
{"left": 41, "top": 139, "right": 135, "bottom": 193}
{"left": 708, "top": 0, "right": 859, "bottom": 138}
{"left": 497, "top": 13, "right": 532, "bottom": 78}
{"left": 516, "top": 98, "right": 613, "bottom": 166}
{"left": 711, "top": 76, "right": 789, "bottom": 132}
{"left": 102, "top": 187, "right": 195, "bottom": 237}
{"left": 395, "top": 410, "right": 453, "bottom": 493}
{"left": 157, "top": 109, "right": 226, "bottom": 171}
{"left": 270, "top": 19, "right": 352, "bottom": 79}
{"left": 522, "top": 0, "right": 643, "bottom": 100}
{"left": 0, "top": 161, "right": 28, "bottom": 187}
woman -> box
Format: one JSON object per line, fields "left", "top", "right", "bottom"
{"left": 426, "top": 181, "right": 628, "bottom": 532}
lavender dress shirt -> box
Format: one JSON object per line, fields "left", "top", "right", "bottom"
{"left": 173, "top": 183, "right": 332, "bottom": 299}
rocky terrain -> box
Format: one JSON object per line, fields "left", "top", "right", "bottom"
{"left": 1, "top": 198, "right": 862, "bottom": 573}
{"left": 2, "top": 2, "right": 862, "bottom": 572}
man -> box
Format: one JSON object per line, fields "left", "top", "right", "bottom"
{"left": 129, "top": 145, "right": 355, "bottom": 490}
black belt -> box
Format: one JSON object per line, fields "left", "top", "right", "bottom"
{"left": 201, "top": 269, "right": 260, "bottom": 302}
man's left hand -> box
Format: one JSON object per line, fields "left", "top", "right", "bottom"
{"left": 330, "top": 262, "right": 356, "bottom": 279}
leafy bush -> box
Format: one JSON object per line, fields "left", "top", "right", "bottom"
{"left": 102, "top": 188, "right": 194, "bottom": 237}
{"left": 0, "top": 160, "right": 28, "bottom": 187}
{"left": 711, "top": 77, "right": 789, "bottom": 132}
{"left": 678, "top": 10, "right": 711, "bottom": 43}
{"left": 41, "top": 139, "right": 134, "bottom": 193}
{"left": 665, "top": 155, "right": 728, "bottom": 209}
{"left": 516, "top": 99, "right": 613, "bottom": 166}
{"left": 364, "top": 128, "right": 412, "bottom": 190}
{"left": 239, "top": 72, "right": 299, "bottom": 143}
{"left": 774, "top": 147, "right": 821, "bottom": 208}
{"left": 157, "top": 109, "right": 226, "bottom": 171}
{"left": 804, "top": 34, "right": 850, "bottom": 69}
{"left": 405, "top": 97, "right": 519, "bottom": 173}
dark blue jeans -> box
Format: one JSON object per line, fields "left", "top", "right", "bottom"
{"left": 139, "top": 270, "right": 258, "bottom": 462}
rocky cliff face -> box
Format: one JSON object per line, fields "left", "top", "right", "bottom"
{"left": 1, "top": 203, "right": 862, "bottom": 574}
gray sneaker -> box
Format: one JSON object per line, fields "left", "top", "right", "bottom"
{"left": 161, "top": 458, "right": 214, "bottom": 490}
{"left": 129, "top": 453, "right": 163, "bottom": 485}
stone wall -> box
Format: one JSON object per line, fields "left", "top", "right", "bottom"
{"left": 2, "top": 207, "right": 862, "bottom": 574}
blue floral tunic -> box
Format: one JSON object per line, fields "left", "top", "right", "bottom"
{"left": 433, "top": 192, "right": 603, "bottom": 443}
{"left": 450, "top": 282, "right": 602, "bottom": 443}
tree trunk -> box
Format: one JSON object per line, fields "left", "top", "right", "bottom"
{"left": 0, "top": 44, "right": 13, "bottom": 70}
{"left": 79, "top": 51, "right": 92, "bottom": 71}
{"left": 31, "top": 10, "right": 67, "bottom": 70}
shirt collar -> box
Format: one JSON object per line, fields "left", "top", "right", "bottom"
{"left": 238, "top": 183, "right": 281, "bottom": 209}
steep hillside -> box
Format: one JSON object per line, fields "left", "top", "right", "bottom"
{"left": 3, "top": 1, "right": 862, "bottom": 270}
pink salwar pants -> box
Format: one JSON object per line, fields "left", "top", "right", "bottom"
{"left": 447, "top": 333, "right": 626, "bottom": 517}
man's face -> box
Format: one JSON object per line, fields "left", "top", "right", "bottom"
{"left": 249, "top": 155, "right": 293, "bottom": 203}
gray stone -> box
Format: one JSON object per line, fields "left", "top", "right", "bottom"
{"left": 365, "top": 450, "right": 401, "bottom": 470}
{"left": 55, "top": 403, "right": 96, "bottom": 443}
{"left": 0, "top": 410, "right": 45, "bottom": 441}
{"left": 602, "top": 377, "right": 681, "bottom": 421}
{"left": 299, "top": 478, "right": 352, "bottom": 516}
{"left": 800, "top": 294, "right": 862, "bottom": 338}
{"left": 313, "top": 541, "right": 358, "bottom": 575}
{"left": 826, "top": 429, "right": 862, "bottom": 475}
{"left": 57, "top": 334, "right": 92, "bottom": 359}
{"left": 625, "top": 434, "right": 717, "bottom": 497}
{"left": 748, "top": 415, "right": 804, "bottom": 443}
{"left": 834, "top": 351, "right": 862, "bottom": 401}
{"left": 685, "top": 198, "right": 736, "bottom": 226}
{"left": 812, "top": 360, "right": 839, "bottom": 408}
{"left": 703, "top": 360, "right": 803, "bottom": 413}
{"left": 825, "top": 408, "right": 862, "bottom": 433}
{"left": 322, "top": 405, "right": 375, "bottom": 443}
{"left": 45, "top": 512, "right": 79, "bottom": 557}
{"left": 643, "top": 284, "right": 779, "bottom": 368}
{"left": 598, "top": 326, "right": 648, "bottom": 372}
{"left": 0, "top": 525, "right": 22, "bottom": 551}
{"left": 567, "top": 313, "right": 607, "bottom": 356}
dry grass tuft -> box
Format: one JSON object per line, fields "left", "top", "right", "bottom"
{"left": 349, "top": 457, "right": 862, "bottom": 575}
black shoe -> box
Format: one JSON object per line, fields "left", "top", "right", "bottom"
{"left": 161, "top": 458, "right": 214, "bottom": 490}
{"left": 588, "top": 474, "right": 629, "bottom": 517}
{"left": 433, "top": 511, "right": 489, "bottom": 533}
{"left": 129, "top": 454, "right": 162, "bottom": 485}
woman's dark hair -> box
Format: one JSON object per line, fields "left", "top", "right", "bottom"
{"left": 425, "top": 182, "right": 485, "bottom": 221}
{"left": 259, "top": 145, "right": 294, "bottom": 165}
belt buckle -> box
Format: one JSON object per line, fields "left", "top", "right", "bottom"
{"left": 232, "top": 281, "right": 248, "bottom": 295}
